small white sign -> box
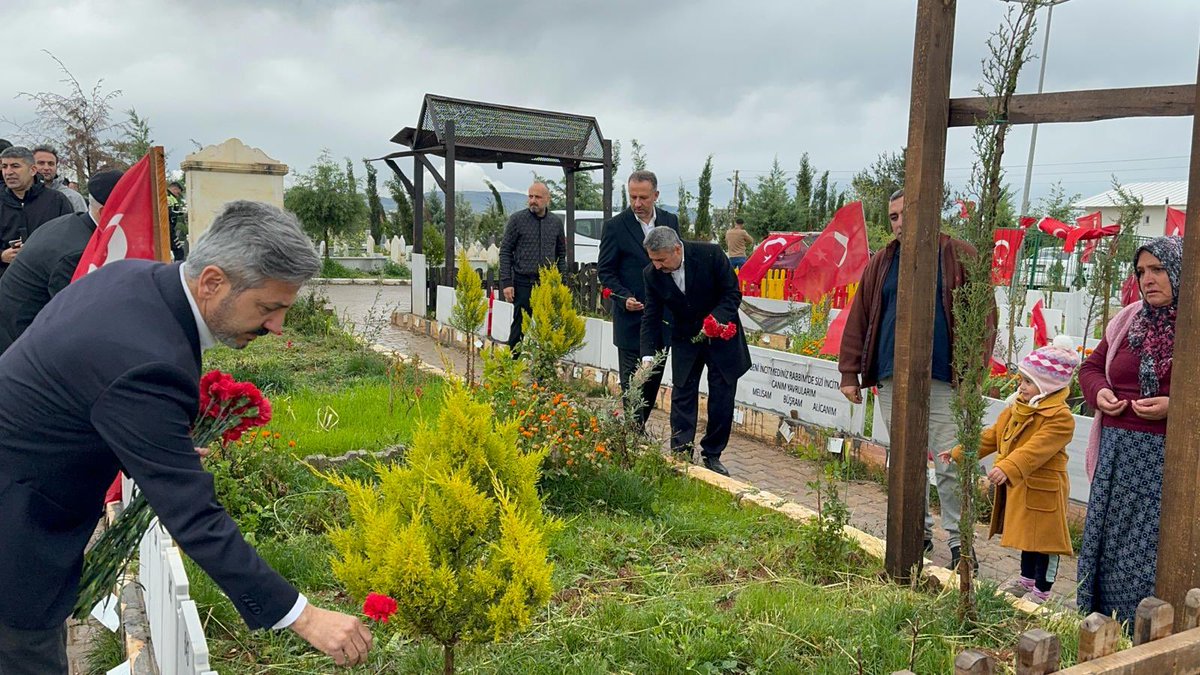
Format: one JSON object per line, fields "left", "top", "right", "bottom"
{"left": 106, "top": 661, "right": 131, "bottom": 675}
{"left": 573, "top": 366, "right": 582, "bottom": 379}
{"left": 91, "top": 593, "right": 120, "bottom": 632}
{"left": 733, "top": 409, "right": 745, "bottom": 425}
{"left": 778, "top": 421, "right": 794, "bottom": 443}
{"left": 593, "top": 369, "right": 604, "bottom": 383}
{"left": 827, "top": 437, "right": 843, "bottom": 454}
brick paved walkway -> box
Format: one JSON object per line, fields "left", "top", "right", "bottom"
{"left": 321, "top": 284, "right": 1079, "bottom": 605}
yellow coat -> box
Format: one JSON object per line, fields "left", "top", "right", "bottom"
{"left": 952, "top": 388, "right": 1075, "bottom": 555}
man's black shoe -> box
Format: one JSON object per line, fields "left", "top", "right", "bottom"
{"left": 949, "top": 545, "right": 979, "bottom": 573}
{"left": 701, "top": 457, "right": 730, "bottom": 476}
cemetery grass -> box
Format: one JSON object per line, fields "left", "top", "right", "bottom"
{"left": 319, "top": 257, "right": 411, "bottom": 279}
{"left": 187, "top": 437, "right": 1085, "bottom": 673}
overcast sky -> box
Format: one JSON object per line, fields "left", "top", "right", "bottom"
{"left": 3, "top": 0, "right": 1198, "bottom": 210}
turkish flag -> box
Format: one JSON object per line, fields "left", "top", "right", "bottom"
{"left": 955, "top": 199, "right": 975, "bottom": 220}
{"left": 1019, "top": 216, "right": 1037, "bottom": 229}
{"left": 1166, "top": 206, "right": 1186, "bottom": 237}
{"left": 1037, "top": 217, "right": 1073, "bottom": 240}
{"left": 1081, "top": 239, "right": 1100, "bottom": 263}
{"left": 1075, "top": 211, "right": 1102, "bottom": 230}
{"left": 990, "top": 357, "right": 1008, "bottom": 376}
{"left": 820, "top": 303, "right": 851, "bottom": 356}
{"left": 72, "top": 154, "right": 160, "bottom": 281}
{"left": 1064, "top": 223, "right": 1119, "bottom": 253}
{"left": 1121, "top": 274, "right": 1140, "bottom": 306}
{"left": 789, "top": 201, "right": 869, "bottom": 303}
{"left": 991, "top": 229, "right": 1025, "bottom": 284}
{"left": 1030, "top": 299, "right": 1048, "bottom": 348}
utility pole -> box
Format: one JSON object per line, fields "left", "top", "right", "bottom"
{"left": 732, "top": 170, "right": 741, "bottom": 214}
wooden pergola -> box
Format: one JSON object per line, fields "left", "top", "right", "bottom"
{"left": 892, "top": 0, "right": 1199, "bottom": 627}
{"left": 369, "top": 94, "right": 613, "bottom": 278}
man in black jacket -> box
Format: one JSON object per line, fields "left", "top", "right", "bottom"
{"left": 641, "top": 226, "right": 751, "bottom": 477}
{"left": 0, "top": 146, "right": 73, "bottom": 281}
{"left": 0, "top": 201, "right": 373, "bottom": 671}
{"left": 597, "top": 171, "right": 678, "bottom": 427}
{"left": 498, "top": 181, "right": 566, "bottom": 349}
{"left": 0, "top": 169, "right": 123, "bottom": 354}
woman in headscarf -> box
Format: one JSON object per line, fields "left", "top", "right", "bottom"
{"left": 1076, "top": 235, "right": 1181, "bottom": 629}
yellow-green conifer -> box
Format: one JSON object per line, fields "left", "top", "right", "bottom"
{"left": 522, "top": 265, "right": 586, "bottom": 381}
{"left": 322, "top": 386, "right": 556, "bottom": 673}
{"left": 450, "top": 251, "right": 488, "bottom": 383}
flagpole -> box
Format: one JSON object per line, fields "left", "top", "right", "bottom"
{"left": 147, "top": 146, "right": 171, "bottom": 263}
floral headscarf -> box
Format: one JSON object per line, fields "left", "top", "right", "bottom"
{"left": 1125, "top": 235, "right": 1182, "bottom": 397}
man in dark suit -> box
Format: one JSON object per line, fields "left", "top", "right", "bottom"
{"left": 0, "top": 201, "right": 372, "bottom": 672}
{"left": 597, "top": 170, "right": 679, "bottom": 427}
{"left": 640, "top": 226, "right": 751, "bottom": 477}
{"left": 0, "top": 168, "right": 123, "bottom": 354}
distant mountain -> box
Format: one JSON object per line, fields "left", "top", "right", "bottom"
{"left": 380, "top": 190, "right": 526, "bottom": 215}
{"left": 379, "top": 191, "right": 684, "bottom": 218}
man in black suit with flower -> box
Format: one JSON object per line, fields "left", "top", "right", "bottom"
{"left": 640, "top": 226, "right": 751, "bottom": 476}
{"left": 0, "top": 201, "right": 372, "bottom": 672}
{"left": 597, "top": 170, "right": 679, "bottom": 428}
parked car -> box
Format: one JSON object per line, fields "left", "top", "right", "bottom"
{"left": 552, "top": 210, "right": 605, "bottom": 264}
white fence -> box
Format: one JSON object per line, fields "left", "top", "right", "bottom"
{"left": 429, "top": 283, "right": 1098, "bottom": 504}
{"left": 124, "top": 478, "right": 217, "bottom": 675}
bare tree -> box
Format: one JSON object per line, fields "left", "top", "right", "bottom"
{"left": 12, "top": 51, "right": 122, "bottom": 180}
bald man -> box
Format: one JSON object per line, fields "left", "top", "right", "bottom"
{"left": 498, "top": 182, "right": 566, "bottom": 350}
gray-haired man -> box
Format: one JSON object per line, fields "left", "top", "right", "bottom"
{"left": 0, "top": 201, "right": 374, "bottom": 671}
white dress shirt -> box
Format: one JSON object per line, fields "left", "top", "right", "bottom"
{"left": 638, "top": 209, "right": 657, "bottom": 241}
{"left": 178, "top": 264, "right": 308, "bottom": 630}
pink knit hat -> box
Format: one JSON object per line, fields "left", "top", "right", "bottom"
{"left": 1018, "top": 335, "right": 1080, "bottom": 399}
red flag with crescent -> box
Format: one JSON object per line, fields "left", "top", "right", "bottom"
{"left": 1166, "top": 206, "right": 1186, "bottom": 237}
{"left": 991, "top": 228, "right": 1024, "bottom": 284}
{"left": 1030, "top": 299, "right": 1049, "bottom": 348}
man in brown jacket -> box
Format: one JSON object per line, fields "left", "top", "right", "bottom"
{"left": 837, "top": 189, "right": 983, "bottom": 572}
{"left": 724, "top": 218, "right": 754, "bottom": 269}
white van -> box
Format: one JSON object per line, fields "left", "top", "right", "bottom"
{"left": 552, "top": 210, "right": 606, "bottom": 265}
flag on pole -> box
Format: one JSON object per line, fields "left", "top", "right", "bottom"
{"left": 820, "top": 304, "right": 851, "bottom": 356}
{"left": 73, "top": 147, "right": 171, "bottom": 281}
{"left": 1075, "top": 211, "right": 1102, "bottom": 230}
{"left": 1166, "top": 206, "right": 1186, "bottom": 237}
{"left": 1019, "top": 216, "right": 1038, "bottom": 229}
{"left": 991, "top": 229, "right": 1025, "bottom": 284}
{"left": 787, "top": 201, "right": 869, "bottom": 303}
{"left": 1030, "top": 299, "right": 1048, "bottom": 348}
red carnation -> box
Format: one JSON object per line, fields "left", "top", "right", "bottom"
{"left": 601, "top": 288, "right": 613, "bottom": 300}
{"left": 363, "top": 593, "right": 398, "bottom": 623}
{"left": 702, "top": 315, "right": 722, "bottom": 338}
{"left": 720, "top": 322, "right": 738, "bottom": 340}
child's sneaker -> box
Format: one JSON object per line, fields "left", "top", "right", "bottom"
{"left": 1000, "top": 576, "right": 1036, "bottom": 597}
{"left": 1021, "top": 588, "right": 1051, "bottom": 605}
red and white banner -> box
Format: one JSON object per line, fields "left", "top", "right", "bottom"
{"left": 1037, "top": 217, "right": 1073, "bottom": 239}
{"left": 787, "top": 201, "right": 869, "bottom": 303}
{"left": 72, "top": 154, "right": 164, "bottom": 281}
{"left": 1075, "top": 211, "right": 1102, "bottom": 230}
{"left": 1019, "top": 216, "right": 1038, "bottom": 229}
{"left": 1166, "top": 206, "right": 1186, "bottom": 237}
{"left": 991, "top": 229, "right": 1025, "bottom": 284}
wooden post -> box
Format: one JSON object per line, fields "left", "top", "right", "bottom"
{"left": 602, "top": 139, "right": 614, "bottom": 222}
{"left": 887, "top": 0, "right": 956, "bottom": 580}
{"left": 1077, "top": 612, "right": 1121, "bottom": 662}
{"left": 954, "top": 650, "right": 995, "bottom": 675}
{"left": 444, "top": 120, "right": 457, "bottom": 281}
{"left": 1015, "top": 628, "right": 1060, "bottom": 675}
{"left": 1157, "top": 51, "right": 1200, "bottom": 632}
{"left": 413, "top": 155, "right": 425, "bottom": 254}
{"left": 565, "top": 166, "right": 577, "bottom": 267}
{"left": 1185, "top": 588, "right": 1200, "bottom": 630}
{"left": 147, "top": 146, "right": 172, "bottom": 263}
{"left": 1134, "top": 596, "right": 1174, "bottom": 646}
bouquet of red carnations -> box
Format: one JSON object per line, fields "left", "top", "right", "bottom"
{"left": 73, "top": 370, "right": 272, "bottom": 618}
{"left": 692, "top": 314, "right": 738, "bottom": 344}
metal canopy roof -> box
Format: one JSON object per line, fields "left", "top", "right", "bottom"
{"left": 388, "top": 94, "right": 606, "bottom": 165}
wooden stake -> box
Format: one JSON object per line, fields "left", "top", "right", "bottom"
{"left": 1077, "top": 612, "right": 1120, "bottom": 662}
{"left": 954, "top": 650, "right": 995, "bottom": 675}
{"left": 1157, "top": 50, "right": 1200, "bottom": 632}
{"left": 1015, "top": 628, "right": 1060, "bottom": 675}
{"left": 1134, "top": 596, "right": 1174, "bottom": 646}
{"left": 887, "top": 0, "right": 956, "bottom": 582}
{"left": 147, "top": 146, "right": 171, "bottom": 263}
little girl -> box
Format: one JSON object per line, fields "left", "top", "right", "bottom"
{"left": 941, "top": 336, "right": 1079, "bottom": 603}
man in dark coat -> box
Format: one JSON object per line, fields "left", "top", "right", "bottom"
{"left": 0, "top": 169, "right": 123, "bottom": 354}
{"left": 498, "top": 181, "right": 566, "bottom": 349}
{"left": 0, "top": 146, "right": 73, "bottom": 281}
{"left": 0, "top": 201, "right": 373, "bottom": 672}
{"left": 640, "top": 226, "right": 751, "bottom": 477}
{"left": 597, "top": 170, "right": 679, "bottom": 426}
